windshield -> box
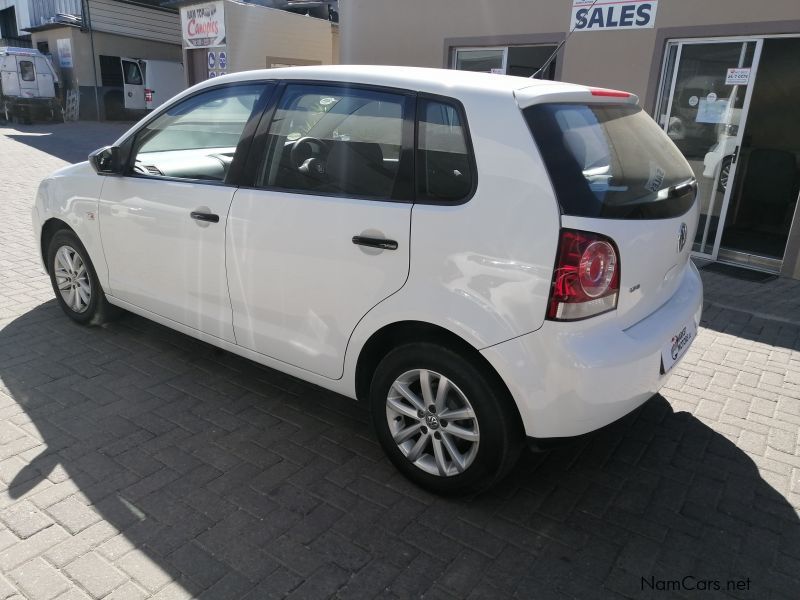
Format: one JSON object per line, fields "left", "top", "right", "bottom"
{"left": 524, "top": 103, "right": 695, "bottom": 219}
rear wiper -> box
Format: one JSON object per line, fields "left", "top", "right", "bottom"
{"left": 659, "top": 179, "right": 697, "bottom": 200}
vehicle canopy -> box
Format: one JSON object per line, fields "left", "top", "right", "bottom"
{"left": 0, "top": 47, "right": 59, "bottom": 99}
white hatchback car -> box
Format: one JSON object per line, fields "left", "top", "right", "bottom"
{"left": 32, "top": 66, "right": 702, "bottom": 494}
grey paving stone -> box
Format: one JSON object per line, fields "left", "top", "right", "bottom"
{"left": 0, "top": 500, "right": 54, "bottom": 539}
{"left": 63, "top": 552, "right": 128, "bottom": 598}
{"left": 9, "top": 558, "right": 71, "bottom": 600}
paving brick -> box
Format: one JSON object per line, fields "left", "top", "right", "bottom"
{"left": 0, "top": 524, "right": 70, "bottom": 572}
{"left": 9, "top": 558, "right": 71, "bottom": 600}
{"left": 116, "top": 550, "right": 173, "bottom": 593}
{"left": 63, "top": 552, "right": 127, "bottom": 598}
{"left": 45, "top": 496, "right": 101, "bottom": 535}
{"left": 44, "top": 520, "right": 118, "bottom": 568}
{"left": 0, "top": 500, "right": 54, "bottom": 539}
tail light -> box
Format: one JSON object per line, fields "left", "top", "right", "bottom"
{"left": 546, "top": 229, "right": 620, "bottom": 321}
{"left": 144, "top": 89, "right": 153, "bottom": 103}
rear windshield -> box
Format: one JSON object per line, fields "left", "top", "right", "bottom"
{"left": 524, "top": 103, "right": 695, "bottom": 219}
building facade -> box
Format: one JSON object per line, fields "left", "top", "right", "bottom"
{"left": 341, "top": 0, "right": 800, "bottom": 279}
{"left": 176, "top": 0, "right": 338, "bottom": 88}
{"left": 28, "top": 1, "right": 182, "bottom": 120}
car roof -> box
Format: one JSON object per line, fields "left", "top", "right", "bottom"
{"left": 200, "top": 64, "right": 588, "bottom": 98}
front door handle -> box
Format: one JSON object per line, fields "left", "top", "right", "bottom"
{"left": 352, "top": 236, "right": 398, "bottom": 250}
{"left": 191, "top": 211, "right": 219, "bottom": 223}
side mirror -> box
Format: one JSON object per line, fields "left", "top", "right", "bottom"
{"left": 89, "top": 146, "right": 122, "bottom": 175}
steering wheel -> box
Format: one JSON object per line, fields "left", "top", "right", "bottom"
{"left": 290, "top": 136, "right": 328, "bottom": 177}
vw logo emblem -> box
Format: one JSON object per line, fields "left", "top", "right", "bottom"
{"left": 425, "top": 414, "right": 440, "bottom": 430}
{"left": 678, "top": 223, "right": 688, "bottom": 253}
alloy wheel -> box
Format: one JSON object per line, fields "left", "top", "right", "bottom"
{"left": 386, "top": 369, "right": 480, "bottom": 477}
{"left": 53, "top": 245, "right": 92, "bottom": 313}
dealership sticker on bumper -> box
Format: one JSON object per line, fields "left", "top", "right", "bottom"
{"left": 662, "top": 322, "right": 695, "bottom": 373}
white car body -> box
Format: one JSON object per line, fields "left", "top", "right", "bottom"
{"left": 32, "top": 66, "right": 702, "bottom": 474}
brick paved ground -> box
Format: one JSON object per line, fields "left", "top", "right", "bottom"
{"left": 0, "top": 122, "right": 799, "bottom": 599}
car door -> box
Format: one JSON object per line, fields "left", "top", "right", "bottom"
{"left": 227, "top": 82, "right": 414, "bottom": 378}
{"left": 121, "top": 58, "right": 146, "bottom": 110}
{"left": 98, "top": 82, "right": 272, "bottom": 342}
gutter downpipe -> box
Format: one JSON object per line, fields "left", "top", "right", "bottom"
{"left": 82, "top": 0, "right": 101, "bottom": 120}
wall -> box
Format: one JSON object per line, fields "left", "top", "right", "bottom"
{"left": 224, "top": 0, "right": 333, "bottom": 72}
{"left": 86, "top": 0, "right": 180, "bottom": 46}
{"left": 341, "top": 0, "right": 800, "bottom": 104}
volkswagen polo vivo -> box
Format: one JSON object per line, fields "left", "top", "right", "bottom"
{"left": 32, "top": 66, "right": 702, "bottom": 493}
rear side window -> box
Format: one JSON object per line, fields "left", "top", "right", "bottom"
{"left": 417, "top": 99, "right": 474, "bottom": 202}
{"left": 524, "top": 103, "right": 695, "bottom": 219}
{"left": 19, "top": 60, "right": 35, "bottom": 82}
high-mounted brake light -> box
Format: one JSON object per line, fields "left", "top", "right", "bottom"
{"left": 589, "top": 87, "right": 631, "bottom": 98}
{"left": 546, "top": 229, "right": 620, "bottom": 321}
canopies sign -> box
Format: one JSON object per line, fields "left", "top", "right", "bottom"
{"left": 181, "top": 1, "right": 226, "bottom": 49}
{"left": 571, "top": 0, "right": 658, "bottom": 31}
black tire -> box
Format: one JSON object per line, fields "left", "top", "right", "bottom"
{"left": 46, "top": 229, "right": 121, "bottom": 325}
{"left": 370, "top": 342, "right": 523, "bottom": 495}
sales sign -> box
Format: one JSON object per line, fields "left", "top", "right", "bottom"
{"left": 571, "top": 0, "right": 658, "bottom": 31}
{"left": 181, "top": 1, "right": 226, "bottom": 49}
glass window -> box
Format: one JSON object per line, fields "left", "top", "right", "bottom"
{"left": 524, "top": 103, "right": 695, "bottom": 219}
{"left": 131, "top": 84, "right": 266, "bottom": 181}
{"left": 260, "top": 84, "right": 405, "bottom": 198}
{"left": 454, "top": 48, "right": 505, "bottom": 73}
{"left": 417, "top": 99, "right": 474, "bottom": 202}
{"left": 19, "top": 60, "right": 35, "bottom": 82}
{"left": 122, "top": 61, "right": 143, "bottom": 85}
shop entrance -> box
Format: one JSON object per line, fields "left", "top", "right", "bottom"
{"left": 657, "top": 36, "right": 800, "bottom": 272}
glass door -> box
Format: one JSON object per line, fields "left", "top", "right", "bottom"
{"left": 656, "top": 39, "right": 763, "bottom": 259}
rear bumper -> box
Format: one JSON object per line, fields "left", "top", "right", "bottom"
{"left": 481, "top": 261, "right": 703, "bottom": 438}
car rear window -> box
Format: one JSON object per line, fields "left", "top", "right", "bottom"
{"left": 524, "top": 103, "right": 695, "bottom": 219}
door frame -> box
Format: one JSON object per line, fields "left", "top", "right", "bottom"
{"left": 655, "top": 37, "right": 764, "bottom": 262}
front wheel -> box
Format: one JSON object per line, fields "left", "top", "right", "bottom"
{"left": 370, "top": 343, "right": 523, "bottom": 495}
{"left": 47, "top": 230, "right": 120, "bottom": 325}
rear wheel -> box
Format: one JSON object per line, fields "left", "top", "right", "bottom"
{"left": 370, "top": 343, "right": 523, "bottom": 494}
{"left": 47, "top": 230, "right": 120, "bottom": 325}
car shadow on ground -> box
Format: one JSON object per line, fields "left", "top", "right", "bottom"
{"left": 2, "top": 122, "right": 132, "bottom": 164}
{"left": 2, "top": 302, "right": 799, "bottom": 598}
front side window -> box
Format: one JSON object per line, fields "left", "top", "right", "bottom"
{"left": 417, "top": 99, "right": 474, "bottom": 202}
{"left": 19, "top": 60, "right": 35, "bottom": 82}
{"left": 131, "top": 84, "right": 266, "bottom": 181}
{"left": 122, "top": 61, "right": 143, "bottom": 85}
{"left": 259, "top": 84, "right": 406, "bottom": 198}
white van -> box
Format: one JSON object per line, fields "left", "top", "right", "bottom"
{"left": 0, "top": 47, "right": 62, "bottom": 123}
{"left": 120, "top": 57, "right": 185, "bottom": 111}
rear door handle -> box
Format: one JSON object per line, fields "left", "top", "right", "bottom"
{"left": 352, "top": 236, "right": 398, "bottom": 250}
{"left": 190, "top": 211, "right": 219, "bottom": 223}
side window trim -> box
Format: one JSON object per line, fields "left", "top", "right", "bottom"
{"left": 242, "top": 79, "right": 417, "bottom": 202}
{"left": 413, "top": 92, "right": 478, "bottom": 206}
{"left": 120, "top": 82, "right": 275, "bottom": 187}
